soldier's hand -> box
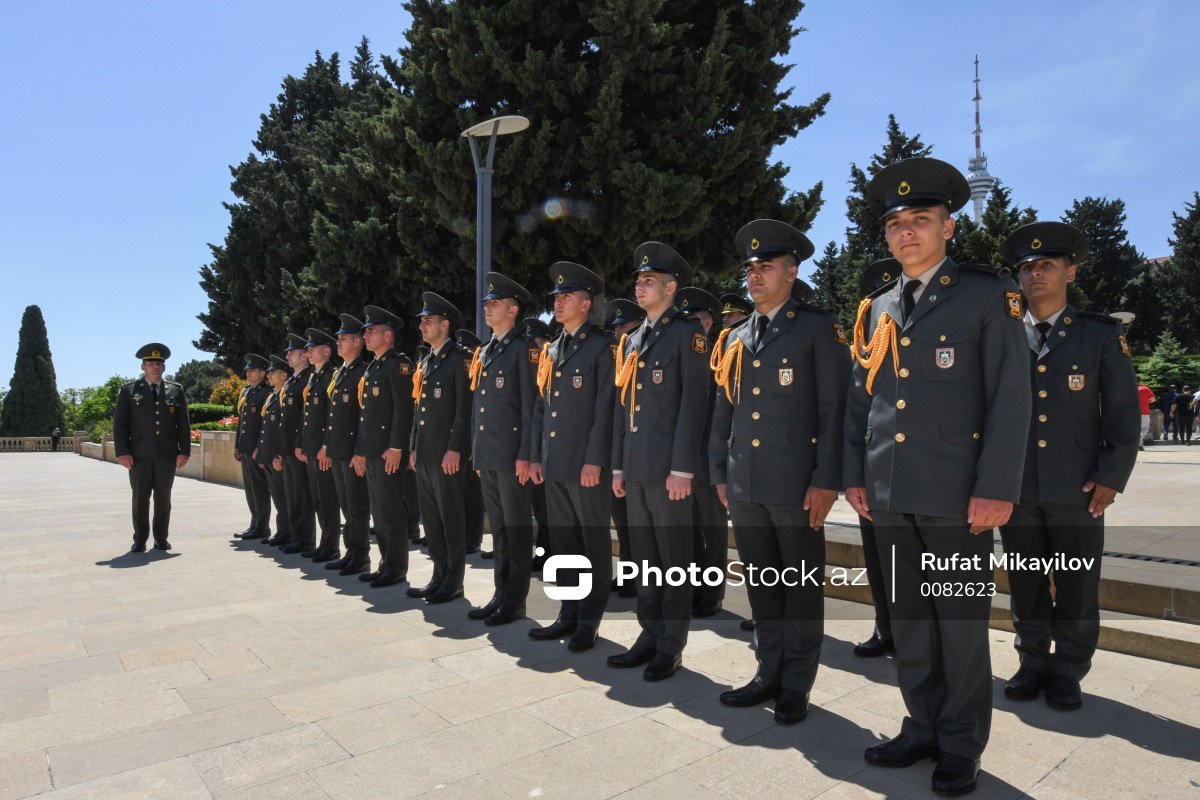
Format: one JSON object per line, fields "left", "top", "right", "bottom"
{"left": 351, "top": 454, "right": 367, "bottom": 477}
{"left": 580, "top": 464, "right": 600, "bottom": 488}
{"left": 409, "top": 452, "right": 416, "bottom": 471}
{"left": 845, "top": 487, "right": 872, "bottom": 521}
{"left": 117, "top": 455, "right": 134, "bottom": 470}
{"left": 443, "top": 450, "right": 461, "bottom": 475}
{"left": 529, "top": 463, "right": 544, "bottom": 485}
{"left": 251, "top": 448, "right": 259, "bottom": 462}
{"left": 317, "top": 447, "right": 331, "bottom": 471}
{"left": 1083, "top": 482, "right": 1118, "bottom": 518}
{"left": 715, "top": 483, "right": 728, "bottom": 509}
{"left": 516, "top": 459, "right": 531, "bottom": 485}
{"left": 384, "top": 448, "right": 403, "bottom": 475}
{"left": 273, "top": 456, "right": 284, "bottom": 473}
{"left": 295, "top": 448, "right": 307, "bottom": 463}
{"left": 233, "top": 450, "right": 241, "bottom": 462}
{"left": 967, "top": 496, "right": 1013, "bottom": 534}
{"left": 175, "top": 455, "right": 188, "bottom": 470}
{"left": 666, "top": 473, "right": 692, "bottom": 501}
{"left": 612, "top": 474, "right": 626, "bottom": 498}
{"left": 804, "top": 487, "right": 837, "bottom": 529}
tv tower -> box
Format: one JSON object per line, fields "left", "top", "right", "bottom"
{"left": 966, "top": 55, "right": 996, "bottom": 221}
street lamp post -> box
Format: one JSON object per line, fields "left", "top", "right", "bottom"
{"left": 461, "top": 114, "right": 529, "bottom": 340}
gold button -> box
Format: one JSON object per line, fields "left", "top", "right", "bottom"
{"left": 1037, "top": 440, "right": 1047, "bottom": 448}
{"left": 554, "top": 391, "right": 560, "bottom": 397}
{"left": 421, "top": 393, "right": 427, "bottom": 398}
{"left": 811, "top": 437, "right": 818, "bottom": 444}
{"left": 939, "top": 335, "right": 947, "bottom": 342}
{"left": 1038, "top": 415, "right": 1048, "bottom": 423}
{"left": 631, "top": 426, "right": 639, "bottom": 433}
{"left": 479, "top": 407, "right": 485, "bottom": 413}
{"left": 752, "top": 411, "right": 760, "bottom": 420}
{"left": 637, "top": 383, "right": 643, "bottom": 390}
{"left": 555, "top": 371, "right": 562, "bottom": 378}
{"left": 895, "top": 433, "right": 906, "bottom": 443}
{"left": 900, "top": 337, "right": 911, "bottom": 347}
{"left": 899, "top": 368, "right": 910, "bottom": 378}
{"left": 1037, "top": 365, "right": 1047, "bottom": 373}
{"left": 752, "top": 387, "right": 761, "bottom": 395}
{"left": 896, "top": 399, "right": 906, "bottom": 409}
{"left": 751, "top": 438, "right": 760, "bottom": 447}
{"left": 419, "top": 420, "right": 425, "bottom": 426}
{"left": 421, "top": 406, "right": 426, "bottom": 411}
{"left": 482, "top": 371, "right": 488, "bottom": 377}
{"left": 753, "top": 359, "right": 761, "bottom": 368}
{"left": 1038, "top": 390, "right": 1048, "bottom": 398}
{"left": 481, "top": 390, "right": 486, "bottom": 395}
{"left": 635, "top": 405, "right": 641, "bottom": 412}
{"left": 551, "top": 411, "right": 558, "bottom": 418}
{"left": 638, "top": 361, "right": 645, "bottom": 368}
{"left": 550, "top": 431, "right": 556, "bottom": 438}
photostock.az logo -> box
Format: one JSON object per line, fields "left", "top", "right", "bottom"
{"left": 538, "top": 548, "right": 592, "bottom": 601}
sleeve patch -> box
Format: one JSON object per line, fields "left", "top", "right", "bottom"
{"left": 1006, "top": 291, "right": 1023, "bottom": 320}
{"left": 692, "top": 333, "right": 708, "bottom": 354}
{"left": 400, "top": 363, "right": 412, "bottom": 375}
{"left": 611, "top": 343, "right": 619, "bottom": 359}
{"left": 833, "top": 323, "right": 847, "bottom": 346}
{"left": 1119, "top": 334, "right": 1131, "bottom": 357}
{"left": 528, "top": 348, "right": 540, "bottom": 363}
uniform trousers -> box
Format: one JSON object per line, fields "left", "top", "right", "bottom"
{"left": 873, "top": 510, "right": 993, "bottom": 761}
{"left": 364, "top": 459, "right": 408, "bottom": 575}
{"left": 404, "top": 469, "right": 421, "bottom": 540}
{"left": 859, "top": 516, "right": 893, "bottom": 640}
{"left": 728, "top": 501, "right": 824, "bottom": 691}
{"left": 479, "top": 469, "right": 533, "bottom": 609}
{"left": 262, "top": 464, "right": 292, "bottom": 543}
{"left": 332, "top": 459, "right": 371, "bottom": 557}
{"left": 625, "top": 479, "right": 694, "bottom": 656}
{"left": 129, "top": 457, "right": 176, "bottom": 545}
{"left": 415, "top": 463, "right": 466, "bottom": 591}
{"left": 532, "top": 482, "right": 550, "bottom": 558}
{"left": 692, "top": 483, "right": 728, "bottom": 608}
{"left": 307, "top": 457, "right": 341, "bottom": 551}
{"left": 999, "top": 501, "right": 1103, "bottom": 680}
{"left": 240, "top": 456, "right": 271, "bottom": 534}
{"left": 464, "top": 460, "right": 485, "bottom": 549}
{"left": 545, "top": 477, "right": 612, "bottom": 629}
{"left": 283, "top": 453, "right": 314, "bottom": 547}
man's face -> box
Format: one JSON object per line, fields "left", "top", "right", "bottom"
{"left": 140, "top": 361, "right": 165, "bottom": 382}
{"left": 744, "top": 255, "right": 796, "bottom": 307}
{"left": 691, "top": 311, "right": 714, "bottom": 334}
{"left": 1017, "top": 255, "right": 1075, "bottom": 304}
{"left": 613, "top": 319, "right": 640, "bottom": 336}
{"left": 362, "top": 324, "right": 394, "bottom": 354}
{"left": 483, "top": 298, "right": 518, "bottom": 331}
{"left": 285, "top": 348, "right": 309, "bottom": 371}
{"left": 418, "top": 315, "right": 449, "bottom": 345}
{"left": 722, "top": 310, "right": 748, "bottom": 329}
{"left": 884, "top": 206, "right": 954, "bottom": 271}
{"left": 245, "top": 367, "right": 265, "bottom": 385}
{"left": 267, "top": 369, "right": 287, "bottom": 388}
{"left": 337, "top": 333, "right": 363, "bottom": 360}
{"left": 634, "top": 273, "right": 675, "bottom": 311}
{"left": 307, "top": 344, "right": 331, "bottom": 366}
{"left": 553, "top": 291, "right": 591, "bottom": 326}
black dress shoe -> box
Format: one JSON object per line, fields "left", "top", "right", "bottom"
{"left": 369, "top": 569, "right": 407, "bottom": 588}
{"left": 740, "top": 619, "right": 756, "bottom": 632}
{"left": 864, "top": 733, "right": 939, "bottom": 767}
{"left": 406, "top": 580, "right": 441, "bottom": 598}
{"left": 617, "top": 583, "right": 638, "bottom": 599}
{"left": 326, "top": 554, "right": 352, "bottom": 570}
{"left": 359, "top": 570, "right": 381, "bottom": 583}
{"left": 774, "top": 689, "right": 809, "bottom": 725}
{"left": 240, "top": 530, "right": 267, "bottom": 540}
{"left": 425, "top": 587, "right": 464, "bottom": 604}
{"left": 931, "top": 753, "right": 980, "bottom": 797}
{"left": 237, "top": 526, "right": 255, "bottom": 537}
{"left": 485, "top": 605, "right": 526, "bottom": 626}
{"left": 281, "top": 541, "right": 308, "bottom": 554}
{"left": 529, "top": 618, "right": 577, "bottom": 640}
{"left": 720, "top": 675, "right": 780, "bottom": 707}
{"left": 854, "top": 631, "right": 896, "bottom": 658}
{"left": 692, "top": 601, "right": 722, "bottom": 618}
{"left": 607, "top": 645, "right": 655, "bottom": 668}
{"left": 153, "top": 540, "right": 171, "bottom": 551}
{"left": 480, "top": 550, "right": 494, "bottom": 559}
{"left": 465, "top": 543, "right": 481, "bottom": 555}
{"left": 301, "top": 546, "right": 319, "bottom": 558}
{"left": 567, "top": 627, "right": 598, "bottom": 651}
{"left": 130, "top": 542, "right": 147, "bottom": 553}
{"left": 468, "top": 597, "right": 502, "bottom": 620}
{"left": 1045, "top": 674, "right": 1082, "bottom": 711}
{"left": 643, "top": 651, "right": 682, "bottom": 682}
{"left": 1004, "top": 667, "right": 1045, "bottom": 701}
{"left": 338, "top": 556, "right": 370, "bottom": 576}
{"left": 311, "top": 548, "right": 339, "bottom": 563}
{"left": 410, "top": 536, "right": 427, "bottom": 546}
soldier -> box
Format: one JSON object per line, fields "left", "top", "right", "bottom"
{"left": 720, "top": 294, "right": 753, "bottom": 329}
{"left": 610, "top": 242, "right": 709, "bottom": 681}
{"left": 466, "top": 273, "right": 538, "bottom": 625}
{"left": 323, "top": 315, "right": 374, "bottom": 576}
{"left": 844, "top": 157, "right": 1030, "bottom": 796}
{"left": 301, "top": 328, "right": 342, "bottom": 562}
{"left": 606, "top": 298, "right": 645, "bottom": 599}
{"left": 113, "top": 343, "right": 191, "bottom": 552}
{"left": 234, "top": 354, "right": 273, "bottom": 541}
{"left": 275, "top": 335, "right": 313, "bottom": 551}
{"left": 676, "top": 286, "right": 728, "bottom": 619}
{"left": 528, "top": 262, "right": 615, "bottom": 651}
{"left": 408, "top": 293, "right": 472, "bottom": 604}
{"left": 852, "top": 259, "right": 901, "bottom": 659}
{"left": 350, "top": 306, "right": 415, "bottom": 589}
{"left": 255, "top": 356, "right": 293, "bottom": 548}
{"left": 455, "top": 328, "right": 488, "bottom": 557}
{"left": 999, "top": 222, "right": 1140, "bottom": 711}
{"left": 522, "top": 316, "right": 555, "bottom": 571}
{"left": 709, "top": 220, "right": 848, "bottom": 725}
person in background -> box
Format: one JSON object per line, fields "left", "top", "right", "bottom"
{"left": 1174, "top": 386, "right": 1196, "bottom": 445}
{"left": 1159, "top": 385, "right": 1178, "bottom": 441}
{"left": 1137, "top": 383, "right": 1155, "bottom": 451}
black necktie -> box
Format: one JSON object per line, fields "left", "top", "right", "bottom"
{"left": 754, "top": 315, "right": 769, "bottom": 351}
{"left": 637, "top": 326, "right": 650, "bottom": 351}
{"left": 151, "top": 383, "right": 159, "bottom": 403}
{"left": 485, "top": 338, "right": 498, "bottom": 358}
{"left": 1035, "top": 321, "right": 1052, "bottom": 349}
{"left": 902, "top": 279, "right": 922, "bottom": 322}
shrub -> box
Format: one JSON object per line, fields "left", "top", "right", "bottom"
{"left": 189, "top": 403, "right": 236, "bottom": 423}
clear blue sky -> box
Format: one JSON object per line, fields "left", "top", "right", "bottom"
{"left": 2, "top": 1, "right": 1196, "bottom": 392}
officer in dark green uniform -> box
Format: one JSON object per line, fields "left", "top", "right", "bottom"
{"left": 999, "top": 222, "right": 1140, "bottom": 712}
{"left": 455, "top": 328, "right": 488, "bottom": 557}
{"left": 255, "top": 356, "right": 293, "bottom": 547}
{"left": 301, "top": 328, "right": 342, "bottom": 561}
{"left": 610, "top": 242, "right": 710, "bottom": 681}
{"left": 276, "top": 335, "right": 313, "bottom": 551}
{"left": 528, "top": 262, "right": 616, "bottom": 651}
{"left": 720, "top": 294, "right": 752, "bottom": 329}
{"left": 709, "top": 220, "right": 848, "bottom": 725}
{"left": 844, "top": 158, "right": 1030, "bottom": 796}
{"left": 234, "top": 354, "right": 273, "bottom": 541}
{"left": 466, "top": 273, "right": 538, "bottom": 625}
{"left": 323, "top": 315, "right": 374, "bottom": 576}
{"left": 522, "top": 316, "right": 555, "bottom": 570}
{"left": 677, "top": 286, "right": 728, "bottom": 619}
{"left": 350, "top": 306, "right": 415, "bottom": 589}
{"left": 606, "top": 298, "right": 645, "bottom": 598}
{"left": 113, "top": 343, "right": 191, "bottom": 552}
{"left": 408, "top": 293, "right": 472, "bottom": 604}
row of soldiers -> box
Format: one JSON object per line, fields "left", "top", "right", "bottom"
{"left": 118, "top": 156, "right": 1138, "bottom": 798}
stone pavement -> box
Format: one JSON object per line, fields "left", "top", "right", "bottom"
{"left": 0, "top": 453, "right": 1197, "bottom": 799}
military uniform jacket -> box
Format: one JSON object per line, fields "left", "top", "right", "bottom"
{"left": 530, "top": 321, "right": 616, "bottom": 481}
{"left": 471, "top": 328, "right": 538, "bottom": 471}
{"left": 612, "top": 308, "right": 710, "bottom": 481}
{"left": 281, "top": 367, "right": 310, "bottom": 452}
{"left": 113, "top": 378, "right": 190, "bottom": 459}
{"left": 255, "top": 389, "right": 287, "bottom": 466}
{"left": 354, "top": 349, "right": 415, "bottom": 458}
{"left": 300, "top": 362, "right": 335, "bottom": 456}
{"left": 235, "top": 384, "right": 272, "bottom": 455}
{"left": 410, "top": 342, "right": 472, "bottom": 465}
{"left": 711, "top": 300, "right": 848, "bottom": 506}
{"left": 843, "top": 259, "right": 1031, "bottom": 519}
{"left": 325, "top": 356, "right": 369, "bottom": 460}
{"left": 1021, "top": 306, "right": 1139, "bottom": 506}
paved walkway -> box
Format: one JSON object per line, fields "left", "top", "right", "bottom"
{"left": 0, "top": 454, "right": 1197, "bottom": 799}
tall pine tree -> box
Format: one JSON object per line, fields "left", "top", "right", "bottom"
{"left": 1061, "top": 197, "right": 1143, "bottom": 315}
{"left": 1149, "top": 192, "right": 1200, "bottom": 351}
{"left": 0, "top": 305, "right": 64, "bottom": 436}
{"left": 951, "top": 180, "right": 1037, "bottom": 266}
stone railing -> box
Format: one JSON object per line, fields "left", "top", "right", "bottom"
{"left": 81, "top": 432, "right": 239, "bottom": 486}
{"left": 0, "top": 435, "right": 84, "bottom": 453}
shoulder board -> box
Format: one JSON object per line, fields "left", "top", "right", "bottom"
{"left": 959, "top": 262, "right": 1009, "bottom": 278}
{"left": 866, "top": 279, "right": 898, "bottom": 300}
{"left": 793, "top": 302, "right": 833, "bottom": 316}
{"left": 726, "top": 316, "right": 752, "bottom": 332}
{"left": 123, "top": 379, "right": 139, "bottom": 388}
{"left": 1078, "top": 310, "right": 1121, "bottom": 326}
